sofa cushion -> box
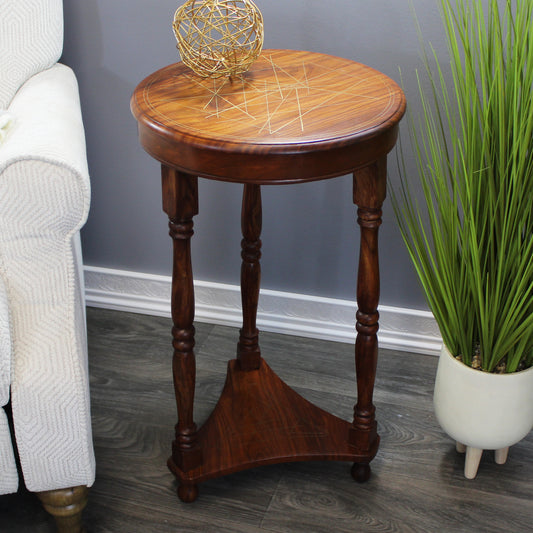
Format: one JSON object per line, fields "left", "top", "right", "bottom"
{"left": 0, "top": 0, "right": 63, "bottom": 109}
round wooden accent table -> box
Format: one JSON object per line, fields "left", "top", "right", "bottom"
{"left": 131, "top": 49, "right": 406, "bottom": 503}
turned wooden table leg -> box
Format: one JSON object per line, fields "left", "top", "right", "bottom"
{"left": 38, "top": 486, "right": 88, "bottom": 533}
{"left": 237, "top": 184, "right": 262, "bottom": 371}
{"left": 350, "top": 158, "right": 387, "bottom": 482}
{"left": 162, "top": 166, "right": 201, "bottom": 501}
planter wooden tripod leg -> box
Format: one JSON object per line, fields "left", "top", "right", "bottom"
{"left": 494, "top": 447, "right": 509, "bottom": 465}
{"left": 459, "top": 443, "right": 510, "bottom": 479}
{"left": 464, "top": 447, "right": 483, "bottom": 479}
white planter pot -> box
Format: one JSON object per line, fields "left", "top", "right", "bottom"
{"left": 434, "top": 345, "right": 533, "bottom": 478}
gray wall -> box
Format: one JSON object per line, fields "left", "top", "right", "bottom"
{"left": 61, "top": 0, "right": 449, "bottom": 310}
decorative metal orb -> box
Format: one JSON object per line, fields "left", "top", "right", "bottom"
{"left": 173, "top": 0, "right": 264, "bottom": 78}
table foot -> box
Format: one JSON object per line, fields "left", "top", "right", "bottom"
{"left": 177, "top": 483, "right": 199, "bottom": 503}
{"left": 351, "top": 462, "right": 371, "bottom": 483}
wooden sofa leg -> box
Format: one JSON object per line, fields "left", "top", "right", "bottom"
{"left": 37, "top": 485, "right": 88, "bottom": 533}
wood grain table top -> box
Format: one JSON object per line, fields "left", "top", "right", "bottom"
{"left": 131, "top": 49, "right": 406, "bottom": 183}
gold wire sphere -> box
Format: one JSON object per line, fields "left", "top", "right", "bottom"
{"left": 173, "top": 0, "right": 264, "bottom": 78}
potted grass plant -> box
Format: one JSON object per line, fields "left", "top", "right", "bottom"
{"left": 393, "top": 0, "right": 533, "bottom": 478}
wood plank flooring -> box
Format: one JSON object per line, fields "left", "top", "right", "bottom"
{"left": 1, "top": 307, "right": 532, "bottom": 532}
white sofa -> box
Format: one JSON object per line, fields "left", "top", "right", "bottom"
{"left": 0, "top": 1, "right": 95, "bottom": 531}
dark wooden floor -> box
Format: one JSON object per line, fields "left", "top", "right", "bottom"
{"left": 1, "top": 307, "right": 532, "bottom": 532}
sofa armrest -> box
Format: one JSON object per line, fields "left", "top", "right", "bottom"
{"left": 0, "top": 63, "right": 91, "bottom": 230}
{"left": 0, "top": 63, "right": 95, "bottom": 492}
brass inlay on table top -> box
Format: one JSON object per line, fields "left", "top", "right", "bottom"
{"left": 139, "top": 49, "right": 404, "bottom": 145}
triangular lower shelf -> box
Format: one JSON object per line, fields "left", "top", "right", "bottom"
{"left": 168, "top": 358, "right": 378, "bottom": 485}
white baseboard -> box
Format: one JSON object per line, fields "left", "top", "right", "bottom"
{"left": 84, "top": 265, "right": 442, "bottom": 356}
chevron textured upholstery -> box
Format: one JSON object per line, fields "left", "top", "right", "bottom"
{"left": 0, "top": 277, "right": 18, "bottom": 494}
{"left": 0, "top": 1, "right": 95, "bottom": 528}
{"left": 0, "top": 0, "right": 63, "bottom": 110}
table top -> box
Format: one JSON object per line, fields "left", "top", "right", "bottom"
{"left": 131, "top": 49, "right": 405, "bottom": 184}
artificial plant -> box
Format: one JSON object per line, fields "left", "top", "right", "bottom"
{"left": 393, "top": 0, "right": 533, "bottom": 372}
